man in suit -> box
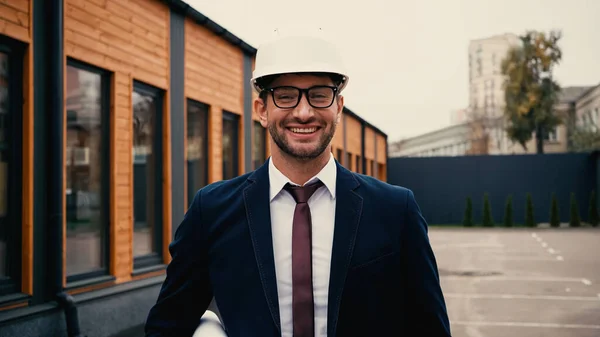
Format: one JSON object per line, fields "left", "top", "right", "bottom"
{"left": 145, "top": 33, "right": 451, "bottom": 337}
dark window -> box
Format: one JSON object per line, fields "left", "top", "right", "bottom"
{"left": 252, "top": 121, "right": 266, "bottom": 170}
{"left": 187, "top": 99, "right": 209, "bottom": 207}
{"left": 0, "top": 36, "right": 24, "bottom": 296}
{"left": 132, "top": 81, "right": 164, "bottom": 269}
{"left": 336, "top": 148, "right": 342, "bottom": 161}
{"left": 346, "top": 152, "right": 351, "bottom": 169}
{"left": 65, "top": 59, "right": 111, "bottom": 283}
{"left": 222, "top": 111, "right": 239, "bottom": 180}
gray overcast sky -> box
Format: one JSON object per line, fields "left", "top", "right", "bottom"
{"left": 186, "top": 0, "right": 600, "bottom": 142}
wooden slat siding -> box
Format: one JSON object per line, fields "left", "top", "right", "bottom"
{"left": 331, "top": 118, "right": 343, "bottom": 150}
{"left": 364, "top": 127, "right": 375, "bottom": 161}
{"left": 185, "top": 18, "right": 244, "bottom": 183}
{"left": 345, "top": 114, "right": 362, "bottom": 159}
{"left": 65, "top": 0, "right": 168, "bottom": 88}
{"left": 184, "top": 18, "right": 243, "bottom": 113}
{"left": 20, "top": 0, "right": 33, "bottom": 296}
{"left": 2, "top": 0, "right": 29, "bottom": 13}
{"left": 0, "top": 0, "right": 29, "bottom": 43}
{"left": 64, "top": 0, "right": 169, "bottom": 283}
{"left": 376, "top": 133, "right": 386, "bottom": 164}
{"left": 122, "top": 74, "right": 133, "bottom": 283}
{"left": 208, "top": 106, "right": 223, "bottom": 183}
{"left": 162, "top": 62, "right": 172, "bottom": 264}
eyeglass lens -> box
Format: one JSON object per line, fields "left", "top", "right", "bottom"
{"left": 272, "top": 86, "right": 335, "bottom": 108}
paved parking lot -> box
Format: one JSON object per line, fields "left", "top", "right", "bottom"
{"left": 430, "top": 227, "right": 600, "bottom": 337}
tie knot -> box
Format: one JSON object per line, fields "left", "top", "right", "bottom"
{"left": 284, "top": 180, "right": 324, "bottom": 204}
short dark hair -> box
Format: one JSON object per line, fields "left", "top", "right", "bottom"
{"left": 257, "top": 72, "right": 344, "bottom": 103}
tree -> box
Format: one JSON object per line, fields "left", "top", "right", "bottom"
{"left": 525, "top": 193, "right": 536, "bottom": 227}
{"left": 482, "top": 193, "right": 494, "bottom": 227}
{"left": 503, "top": 195, "right": 514, "bottom": 227}
{"left": 550, "top": 193, "right": 560, "bottom": 227}
{"left": 501, "top": 30, "right": 563, "bottom": 154}
{"left": 569, "top": 109, "right": 600, "bottom": 152}
{"left": 589, "top": 190, "right": 599, "bottom": 227}
{"left": 570, "top": 192, "right": 581, "bottom": 227}
{"left": 463, "top": 196, "right": 474, "bottom": 227}
{"left": 465, "top": 108, "right": 492, "bottom": 155}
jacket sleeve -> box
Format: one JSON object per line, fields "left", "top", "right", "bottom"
{"left": 145, "top": 189, "right": 213, "bottom": 337}
{"left": 400, "top": 189, "right": 452, "bottom": 336}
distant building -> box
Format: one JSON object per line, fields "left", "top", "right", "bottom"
{"left": 389, "top": 32, "right": 599, "bottom": 158}
{"left": 468, "top": 33, "right": 520, "bottom": 119}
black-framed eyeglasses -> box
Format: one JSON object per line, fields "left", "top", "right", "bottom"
{"left": 266, "top": 85, "right": 338, "bottom": 109}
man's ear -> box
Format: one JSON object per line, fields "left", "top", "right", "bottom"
{"left": 254, "top": 97, "right": 268, "bottom": 128}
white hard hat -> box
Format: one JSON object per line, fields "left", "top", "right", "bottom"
{"left": 251, "top": 34, "right": 349, "bottom": 93}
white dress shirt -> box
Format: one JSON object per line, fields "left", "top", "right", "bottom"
{"left": 268, "top": 153, "right": 337, "bottom": 337}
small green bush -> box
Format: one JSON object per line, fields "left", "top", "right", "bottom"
{"left": 482, "top": 193, "right": 494, "bottom": 227}
{"left": 550, "top": 193, "right": 560, "bottom": 227}
{"left": 525, "top": 193, "right": 536, "bottom": 227}
{"left": 463, "top": 196, "right": 473, "bottom": 227}
{"left": 503, "top": 195, "right": 513, "bottom": 227}
{"left": 570, "top": 192, "right": 581, "bottom": 227}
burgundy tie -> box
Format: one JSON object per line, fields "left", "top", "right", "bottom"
{"left": 284, "top": 180, "right": 324, "bottom": 337}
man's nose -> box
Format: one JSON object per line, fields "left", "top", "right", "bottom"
{"left": 292, "top": 94, "right": 313, "bottom": 120}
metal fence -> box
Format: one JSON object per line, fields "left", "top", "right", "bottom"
{"left": 387, "top": 151, "right": 599, "bottom": 225}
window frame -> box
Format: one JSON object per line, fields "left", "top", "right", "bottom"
{"left": 132, "top": 80, "right": 164, "bottom": 271}
{"left": 64, "top": 58, "right": 112, "bottom": 285}
{"left": 252, "top": 120, "right": 266, "bottom": 170}
{"left": 186, "top": 98, "right": 209, "bottom": 207}
{"left": 222, "top": 111, "right": 240, "bottom": 180}
{"left": 0, "top": 36, "right": 25, "bottom": 297}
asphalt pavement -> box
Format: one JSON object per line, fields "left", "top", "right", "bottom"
{"left": 430, "top": 227, "right": 600, "bottom": 337}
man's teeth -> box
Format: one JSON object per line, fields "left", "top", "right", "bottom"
{"left": 290, "top": 127, "right": 316, "bottom": 134}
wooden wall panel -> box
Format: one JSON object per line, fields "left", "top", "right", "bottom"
{"left": 207, "top": 106, "right": 223, "bottom": 182}
{"left": 185, "top": 18, "right": 244, "bottom": 183}
{"left": 345, "top": 114, "right": 362, "bottom": 156}
{"left": 364, "top": 127, "right": 375, "bottom": 160}
{"left": 64, "top": 0, "right": 170, "bottom": 283}
{"left": 0, "top": 0, "right": 30, "bottom": 42}
{"left": 20, "top": 0, "right": 33, "bottom": 296}
{"left": 376, "top": 133, "right": 386, "bottom": 164}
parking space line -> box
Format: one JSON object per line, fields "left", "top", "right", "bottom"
{"left": 451, "top": 321, "right": 600, "bottom": 329}
{"left": 445, "top": 293, "right": 600, "bottom": 301}
{"left": 582, "top": 278, "right": 592, "bottom": 285}
{"left": 441, "top": 276, "right": 592, "bottom": 283}
{"left": 480, "top": 256, "right": 561, "bottom": 261}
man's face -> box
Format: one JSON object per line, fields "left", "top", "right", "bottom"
{"left": 254, "top": 73, "right": 344, "bottom": 161}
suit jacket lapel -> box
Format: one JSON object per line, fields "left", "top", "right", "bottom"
{"left": 243, "top": 161, "right": 281, "bottom": 333}
{"left": 327, "top": 162, "right": 363, "bottom": 337}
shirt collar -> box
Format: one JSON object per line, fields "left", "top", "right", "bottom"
{"left": 268, "top": 152, "right": 337, "bottom": 202}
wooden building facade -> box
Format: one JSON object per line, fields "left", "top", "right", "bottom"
{"left": 0, "top": 0, "right": 387, "bottom": 335}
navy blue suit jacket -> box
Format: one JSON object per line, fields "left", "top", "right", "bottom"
{"left": 145, "top": 160, "right": 451, "bottom": 336}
